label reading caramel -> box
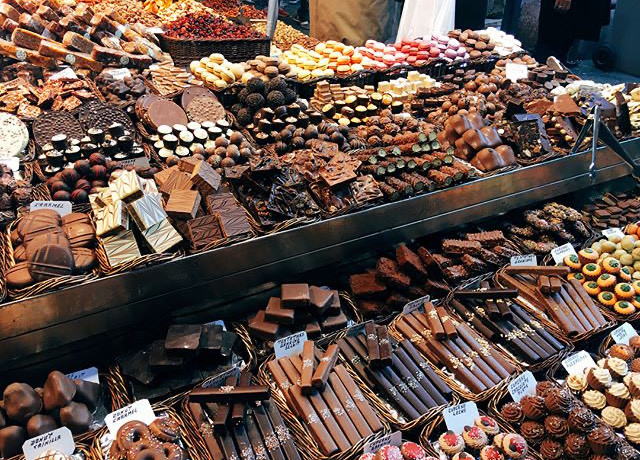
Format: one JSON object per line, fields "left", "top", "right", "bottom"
{"left": 105, "top": 399, "right": 155, "bottom": 435}
{"left": 364, "top": 431, "right": 402, "bottom": 453}
{"left": 562, "top": 351, "right": 597, "bottom": 375}
{"left": 443, "top": 402, "right": 479, "bottom": 434}
{"left": 66, "top": 366, "right": 99, "bottom": 384}
{"left": 274, "top": 331, "right": 307, "bottom": 359}
{"left": 508, "top": 371, "right": 537, "bottom": 402}
{"left": 23, "top": 427, "right": 75, "bottom": 460}
{"left": 402, "top": 294, "right": 430, "bottom": 314}
{"left": 602, "top": 227, "right": 625, "bottom": 239}
{"left": 551, "top": 243, "right": 577, "bottom": 265}
{"left": 611, "top": 322, "right": 637, "bottom": 345}
{"left": 510, "top": 254, "right": 537, "bottom": 266}
{"left": 30, "top": 201, "right": 72, "bottom": 216}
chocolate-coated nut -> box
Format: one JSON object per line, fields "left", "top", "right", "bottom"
{"left": 27, "top": 414, "right": 58, "bottom": 437}
{"left": 73, "top": 379, "right": 101, "bottom": 411}
{"left": 43, "top": 370, "right": 77, "bottom": 411}
{"left": 0, "top": 426, "right": 26, "bottom": 458}
{"left": 59, "top": 402, "right": 92, "bottom": 434}
{"left": 3, "top": 383, "right": 42, "bottom": 424}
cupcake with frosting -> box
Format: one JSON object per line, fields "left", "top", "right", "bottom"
{"left": 587, "top": 424, "right": 616, "bottom": 455}
{"left": 535, "top": 380, "right": 559, "bottom": 397}
{"left": 500, "top": 402, "right": 524, "bottom": 424}
{"left": 625, "top": 423, "right": 640, "bottom": 444}
{"left": 625, "top": 399, "right": 640, "bottom": 423}
{"left": 630, "top": 335, "right": 640, "bottom": 355}
{"left": 601, "top": 406, "right": 627, "bottom": 429}
{"left": 563, "top": 433, "right": 591, "bottom": 459}
{"left": 539, "top": 439, "right": 563, "bottom": 460}
{"left": 582, "top": 390, "right": 607, "bottom": 410}
{"left": 568, "top": 407, "right": 596, "bottom": 433}
{"left": 544, "top": 415, "right": 569, "bottom": 440}
{"left": 566, "top": 373, "right": 588, "bottom": 392}
{"left": 478, "top": 446, "right": 502, "bottom": 460}
{"left": 604, "top": 357, "right": 629, "bottom": 379}
{"left": 629, "top": 373, "right": 640, "bottom": 397}
{"left": 609, "top": 344, "right": 634, "bottom": 362}
{"left": 451, "top": 453, "right": 474, "bottom": 460}
{"left": 500, "top": 434, "right": 527, "bottom": 459}
{"left": 544, "top": 388, "right": 574, "bottom": 415}
{"left": 587, "top": 367, "right": 612, "bottom": 391}
{"left": 520, "top": 395, "right": 547, "bottom": 421}
{"left": 631, "top": 358, "right": 640, "bottom": 373}
{"left": 400, "top": 442, "right": 425, "bottom": 460}
{"left": 519, "top": 421, "right": 544, "bottom": 446}
{"left": 438, "top": 431, "right": 464, "bottom": 456}
{"left": 605, "top": 382, "right": 630, "bottom": 408}
{"left": 473, "top": 416, "right": 500, "bottom": 435}
{"left": 462, "top": 426, "right": 488, "bottom": 451}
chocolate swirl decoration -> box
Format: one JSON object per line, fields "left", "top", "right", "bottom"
{"left": 544, "top": 415, "right": 569, "bottom": 440}
{"left": 500, "top": 402, "right": 525, "bottom": 424}
{"left": 563, "top": 433, "right": 590, "bottom": 459}
{"left": 544, "top": 388, "right": 575, "bottom": 416}
{"left": 521, "top": 395, "right": 548, "bottom": 421}
{"left": 539, "top": 439, "right": 564, "bottom": 460}
{"left": 520, "top": 421, "right": 545, "bottom": 446}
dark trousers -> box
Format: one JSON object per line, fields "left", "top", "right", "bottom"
{"left": 535, "top": 0, "right": 574, "bottom": 62}
{"left": 502, "top": 0, "right": 521, "bottom": 35}
{"left": 455, "top": 0, "right": 488, "bottom": 30}
{"left": 298, "top": 0, "right": 308, "bottom": 19}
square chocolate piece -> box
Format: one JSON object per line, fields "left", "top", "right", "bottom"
{"left": 305, "top": 321, "right": 322, "bottom": 339}
{"left": 110, "top": 169, "right": 143, "bottom": 203}
{"left": 159, "top": 169, "right": 193, "bottom": 198}
{"left": 142, "top": 219, "right": 183, "bottom": 253}
{"left": 248, "top": 310, "right": 281, "bottom": 341}
{"left": 127, "top": 193, "right": 167, "bottom": 231}
{"left": 165, "top": 190, "right": 201, "bottom": 220}
{"left": 190, "top": 161, "right": 222, "bottom": 196}
{"left": 218, "top": 207, "right": 252, "bottom": 238}
{"left": 205, "top": 192, "right": 237, "bottom": 214}
{"left": 165, "top": 324, "right": 202, "bottom": 356}
{"left": 309, "top": 286, "right": 334, "bottom": 313}
{"left": 101, "top": 229, "right": 141, "bottom": 267}
{"left": 186, "top": 214, "right": 224, "bottom": 249}
{"left": 264, "top": 297, "right": 295, "bottom": 325}
{"left": 149, "top": 340, "right": 184, "bottom": 368}
{"left": 320, "top": 311, "right": 348, "bottom": 332}
{"left": 281, "top": 283, "right": 310, "bottom": 309}
{"left": 199, "top": 324, "right": 224, "bottom": 359}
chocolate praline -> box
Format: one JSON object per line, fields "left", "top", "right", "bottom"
{"left": 3, "top": 383, "right": 42, "bottom": 424}
{"left": 0, "top": 426, "right": 27, "bottom": 458}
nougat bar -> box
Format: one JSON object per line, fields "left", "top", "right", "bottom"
{"left": 62, "top": 30, "right": 95, "bottom": 54}
{"left": 441, "top": 239, "right": 482, "bottom": 254}
{"left": 11, "top": 27, "right": 43, "bottom": 50}
{"left": 466, "top": 230, "right": 506, "bottom": 247}
{"left": 18, "top": 12, "right": 43, "bottom": 33}
{"left": 0, "top": 4, "right": 19, "bottom": 21}
{"left": 0, "top": 37, "right": 55, "bottom": 68}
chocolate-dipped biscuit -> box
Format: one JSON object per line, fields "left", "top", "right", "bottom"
{"left": 73, "top": 379, "right": 101, "bottom": 411}
{"left": 26, "top": 414, "right": 58, "bottom": 437}
{"left": 0, "top": 426, "right": 27, "bottom": 458}
{"left": 3, "top": 383, "right": 42, "bottom": 424}
{"left": 43, "top": 371, "right": 76, "bottom": 410}
{"left": 59, "top": 401, "right": 92, "bottom": 434}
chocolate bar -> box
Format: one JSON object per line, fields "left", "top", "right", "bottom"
{"left": 424, "top": 301, "right": 445, "bottom": 340}
{"left": 454, "top": 288, "right": 519, "bottom": 299}
{"left": 248, "top": 311, "right": 281, "bottom": 341}
{"left": 165, "top": 324, "right": 202, "bottom": 356}
{"left": 252, "top": 404, "right": 287, "bottom": 460}
{"left": 364, "top": 322, "right": 379, "bottom": 365}
{"left": 503, "top": 265, "right": 570, "bottom": 275}
{"left": 300, "top": 341, "right": 314, "bottom": 396}
{"left": 436, "top": 307, "right": 458, "bottom": 340}
{"left": 309, "top": 286, "right": 333, "bottom": 313}
{"left": 186, "top": 214, "right": 224, "bottom": 249}
{"left": 376, "top": 326, "right": 392, "bottom": 366}
{"left": 141, "top": 219, "right": 182, "bottom": 253}
{"left": 213, "top": 374, "right": 238, "bottom": 432}
{"left": 263, "top": 400, "right": 302, "bottom": 460}
{"left": 231, "top": 371, "right": 252, "bottom": 424}
{"left": 312, "top": 344, "right": 338, "bottom": 390}
{"left": 190, "top": 385, "right": 270, "bottom": 404}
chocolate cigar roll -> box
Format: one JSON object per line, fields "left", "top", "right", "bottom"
{"left": 390, "top": 353, "right": 439, "bottom": 408}
{"left": 342, "top": 337, "right": 422, "bottom": 419}
{"left": 495, "top": 299, "right": 513, "bottom": 320}
{"left": 549, "top": 276, "right": 562, "bottom": 294}
{"left": 456, "top": 322, "right": 517, "bottom": 375}
{"left": 213, "top": 375, "right": 238, "bottom": 432}
{"left": 444, "top": 337, "right": 501, "bottom": 386}
{"left": 538, "top": 275, "right": 552, "bottom": 295}
{"left": 484, "top": 297, "right": 501, "bottom": 319}
{"left": 333, "top": 364, "right": 383, "bottom": 433}
{"left": 376, "top": 326, "right": 393, "bottom": 366}
{"left": 231, "top": 372, "right": 251, "bottom": 424}
{"left": 312, "top": 345, "right": 339, "bottom": 389}
{"left": 557, "top": 287, "right": 598, "bottom": 330}
{"left": 542, "top": 290, "right": 583, "bottom": 336}
{"left": 289, "top": 355, "right": 361, "bottom": 446}
{"left": 454, "top": 288, "right": 519, "bottom": 299}
{"left": 394, "top": 345, "right": 448, "bottom": 405}
{"left": 511, "top": 305, "right": 564, "bottom": 351}
{"left": 397, "top": 339, "right": 452, "bottom": 396}
{"left": 436, "top": 307, "right": 458, "bottom": 340}
{"left": 327, "top": 372, "right": 373, "bottom": 438}
{"left": 246, "top": 411, "right": 270, "bottom": 460}
{"left": 499, "top": 322, "right": 545, "bottom": 362}
{"left": 353, "top": 334, "right": 430, "bottom": 414}
{"left": 567, "top": 279, "right": 607, "bottom": 325}
{"left": 300, "top": 341, "right": 315, "bottom": 395}
{"left": 450, "top": 299, "right": 499, "bottom": 340}
{"left": 190, "top": 385, "right": 270, "bottom": 404}
{"left": 267, "top": 360, "right": 339, "bottom": 456}
{"left": 504, "top": 265, "right": 570, "bottom": 276}
{"left": 218, "top": 430, "right": 241, "bottom": 460}
{"left": 365, "top": 322, "right": 380, "bottom": 364}
{"left": 264, "top": 400, "right": 302, "bottom": 460}
{"left": 233, "top": 424, "right": 256, "bottom": 460}
{"left": 188, "top": 402, "right": 225, "bottom": 460}
{"left": 279, "top": 357, "right": 350, "bottom": 452}
{"left": 395, "top": 317, "right": 440, "bottom": 364}
{"left": 424, "top": 335, "right": 487, "bottom": 393}
{"left": 253, "top": 405, "right": 287, "bottom": 460}
{"left": 551, "top": 289, "right": 592, "bottom": 331}
{"left": 424, "top": 302, "right": 446, "bottom": 340}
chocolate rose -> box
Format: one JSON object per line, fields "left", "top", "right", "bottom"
{"left": 564, "top": 433, "right": 591, "bottom": 460}
{"left": 540, "top": 439, "right": 563, "bottom": 460}
{"left": 520, "top": 421, "right": 545, "bottom": 446}
{"left": 501, "top": 402, "right": 525, "bottom": 424}
{"left": 521, "top": 395, "right": 547, "bottom": 421}
{"left": 568, "top": 407, "right": 596, "bottom": 433}
{"left": 545, "top": 388, "right": 575, "bottom": 415}
{"left": 545, "top": 415, "right": 569, "bottom": 439}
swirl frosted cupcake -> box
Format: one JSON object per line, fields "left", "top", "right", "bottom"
{"left": 605, "top": 382, "right": 631, "bottom": 408}
{"left": 629, "top": 373, "right": 640, "bottom": 397}
{"left": 439, "top": 431, "right": 464, "bottom": 456}
{"left": 545, "top": 388, "right": 574, "bottom": 415}
{"left": 601, "top": 406, "right": 627, "bottom": 429}
{"left": 520, "top": 421, "right": 544, "bottom": 446}
{"left": 568, "top": 407, "right": 596, "bottom": 433}
{"left": 501, "top": 434, "right": 527, "bottom": 459}
{"left": 567, "top": 373, "right": 588, "bottom": 393}
{"left": 535, "top": 381, "right": 559, "bottom": 397}
{"left": 587, "top": 424, "right": 616, "bottom": 455}
{"left": 605, "top": 357, "right": 629, "bottom": 379}
{"left": 625, "top": 399, "right": 640, "bottom": 423}
{"left": 474, "top": 416, "right": 499, "bottom": 435}
{"left": 500, "top": 402, "right": 524, "bottom": 424}
{"left": 520, "top": 395, "right": 547, "bottom": 421}
{"left": 539, "top": 439, "right": 563, "bottom": 460}
{"left": 583, "top": 390, "right": 607, "bottom": 410}
{"left": 563, "top": 433, "right": 591, "bottom": 459}
{"left": 544, "top": 415, "right": 569, "bottom": 440}
{"left": 625, "top": 423, "right": 640, "bottom": 444}
{"left": 587, "top": 367, "right": 612, "bottom": 391}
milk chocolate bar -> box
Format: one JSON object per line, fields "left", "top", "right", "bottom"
{"left": 364, "top": 322, "right": 379, "bottom": 364}
{"left": 62, "top": 31, "right": 95, "bottom": 54}
{"left": 165, "top": 190, "right": 201, "bottom": 220}
{"left": 186, "top": 214, "right": 224, "bottom": 250}
{"left": 312, "top": 344, "right": 338, "bottom": 390}
{"left": 299, "top": 341, "right": 314, "bottom": 395}
{"left": 376, "top": 326, "right": 393, "bottom": 366}
{"left": 309, "top": 286, "right": 334, "bottom": 313}
{"left": 141, "top": 219, "right": 182, "bottom": 253}
{"left": 190, "top": 385, "right": 270, "bottom": 404}
{"left": 11, "top": 27, "right": 42, "bottom": 50}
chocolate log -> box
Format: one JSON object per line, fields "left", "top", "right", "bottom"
{"left": 455, "top": 322, "right": 516, "bottom": 376}
{"left": 252, "top": 405, "right": 287, "bottom": 460}
{"left": 231, "top": 372, "right": 251, "bottom": 424}
{"left": 332, "top": 364, "right": 383, "bottom": 433}
{"left": 312, "top": 344, "right": 339, "bottom": 390}
{"left": 213, "top": 375, "right": 237, "bottom": 432}
{"left": 504, "top": 265, "right": 570, "bottom": 275}
{"left": 424, "top": 301, "right": 445, "bottom": 340}
{"left": 398, "top": 340, "right": 452, "bottom": 396}
{"left": 364, "top": 322, "right": 380, "bottom": 364}
{"left": 232, "top": 424, "right": 256, "bottom": 460}
{"left": 567, "top": 279, "right": 607, "bottom": 325}
{"left": 187, "top": 402, "right": 225, "bottom": 460}
{"left": 395, "top": 343, "right": 448, "bottom": 405}
{"left": 454, "top": 288, "right": 519, "bottom": 299}
{"left": 245, "top": 411, "right": 270, "bottom": 460}
{"left": 327, "top": 371, "right": 373, "bottom": 438}
{"left": 376, "top": 326, "right": 393, "bottom": 366}
{"left": 300, "top": 341, "right": 315, "bottom": 396}
{"left": 449, "top": 298, "right": 499, "bottom": 340}
{"left": 263, "top": 401, "right": 302, "bottom": 460}
{"left": 189, "top": 385, "right": 270, "bottom": 404}
{"left": 436, "top": 307, "right": 458, "bottom": 340}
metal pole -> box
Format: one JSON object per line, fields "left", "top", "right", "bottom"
{"left": 590, "top": 105, "right": 600, "bottom": 182}
{"left": 267, "top": 0, "right": 278, "bottom": 39}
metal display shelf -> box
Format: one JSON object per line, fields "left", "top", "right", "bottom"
{"left": 2, "top": 138, "right": 640, "bottom": 374}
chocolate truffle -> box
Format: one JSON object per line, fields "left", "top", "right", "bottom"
{"left": 73, "top": 379, "right": 101, "bottom": 411}
{"left": 59, "top": 402, "right": 92, "bottom": 434}
{"left": 26, "top": 414, "right": 58, "bottom": 437}
{"left": 0, "top": 426, "right": 26, "bottom": 458}
{"left": 3, "top": 383, "right": 42, "bottom": 424}
{"left": 43, "top": 371, "right": 77, "bottom": 410}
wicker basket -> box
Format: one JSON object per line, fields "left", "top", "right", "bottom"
{"left": 257, "top": 353, "right": 391, "bottom": 460}
{"left": 159, "top": 34, "right": 270, "bottom": 67}
{"left": 387, "top": 301, "right": 519, "bottom": 402}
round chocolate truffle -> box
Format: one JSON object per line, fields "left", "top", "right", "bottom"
{"left": 27, "top": 414, "right": 58, "bottom": 437}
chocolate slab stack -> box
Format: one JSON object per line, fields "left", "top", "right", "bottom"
{"left": 117, "top": 322, "right": 241, "bottom": 401}
{"left": 188, "top": 379, "right": 302, "bottom": 460}
{"left": 248, "top": 284, "right": 349, "bottom": 345}
{"left": 497, "top": 266, "right": 611, "bottom": 339}
{"left": 336, "top": 324, "right": 453, "bottom": 424}
{"left": 392, "top": 301, "right": 518, "bottom": 397}
{"left": 265, "top": 341, "right": 385, "bottom": 456}
{"left": 450, "top": 279, "right": 569, "bottom": 368}
{"left": 582, "top": 192, "right": 640, "bottom": 231}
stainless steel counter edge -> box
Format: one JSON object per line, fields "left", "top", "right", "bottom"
{"left": 2, "top": 139, "right": 639, "bottom": 366}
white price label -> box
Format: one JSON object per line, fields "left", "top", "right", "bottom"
{"left": 30, "top": 201, "right": 72, "bottom": 216}
{"left": 562, "top": 350, "right": 597, "bottom": 375}
{"left": 402, "top": 294, "right": 430, "bottom": 314}
{"left": 23, "top": 427, "right": 75, "bottom": 460}
{"left": 146, "top": 27, "right": 164, "bottom": 34}
{"left": 443, "top": 402, "right": 479, "bottom": 434}
{"left": 107, "top": 68, "right": 132, "bottom": 80}
{"left": 508, "top": 371, "right": 537, "bottom": 402}
{"left": 611, "top": 323, "right": 638, "bottom": 345}
{"left": 364, "top": 431, "right": 402, "bottom": 453}
{"left": 49, "top": 68, "right": 78, "bottom": 81}
{"left": 505, "top": 62, "right": 528, "bottom": 82}
{"left": 66, "top": 366, "right": 99, "bottom": 384}
{"left": 510, "top": 254, "right": 537, "bottom": 266}
{"left": 602, "top": 228, "right": 625, "bottom": 239}
{"left": 105, "top": 399, "right": 155, "bottom": 435}
{"left": 202, "top": 366, "right": 240, "bottom": 389}
{"left": 274, "top": 331, "right": 307, "bottom": 359}
{"left": 0, "top": 157, "right": 20, "bottom": 172}
{"left": 119, "top": 157, "right": 150, "bottom": 168}
{"left": 551, "top": 243, "right": 578, "bottom": 265}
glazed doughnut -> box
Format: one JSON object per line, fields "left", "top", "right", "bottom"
{"left": 134, "top": 448, "right": 167, "bottom": 460}
{"left": 149, "top": 418, "right": 180, "bottom": 442}
{"left": 161, "top": 443, "right": 185, "bottom": 460}
{"left": 110, "top": 440, "right": 125, "bottom": 460}
{"left": 127, "top": 439, "right": 163, "bottom": 460}
{"left": 117, "top": 421, "right": 152, "bottom": 451}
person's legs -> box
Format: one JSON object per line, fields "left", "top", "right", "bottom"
{"left": 502, "top": 0, "right": 522, "bottom": 35}
{"left": 535, "top": 0, "right": 574, "bottom": 62}
{"left": 294, "top": 0, "right": 309, "bottom": 24}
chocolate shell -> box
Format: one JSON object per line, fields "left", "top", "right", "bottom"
{"left": 3, "top": 383, "right": 42, "bottom": 424}
{"left": 43, "top": 370, "right": 77, "bottom": 411}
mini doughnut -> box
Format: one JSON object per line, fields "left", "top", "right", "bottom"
{"left": 161, "top": 443, "right": 185, "bottom": 460}
{"left": 110, "top": 440, "right": 125, "bottom": 460}
{"left": 615, "top": 300, "right": 636, "bottom": 316}
{"left": 117, "top": 421, "right": 152, "bottom": 451}
{"left": 127, "top": 439, "right": 163, "bottom": 460}
{"left": 134, "top": 448, "right": 167, "bottom": 460}
{"left": 149, "top": 418, "right": 180, "bottom": 442}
